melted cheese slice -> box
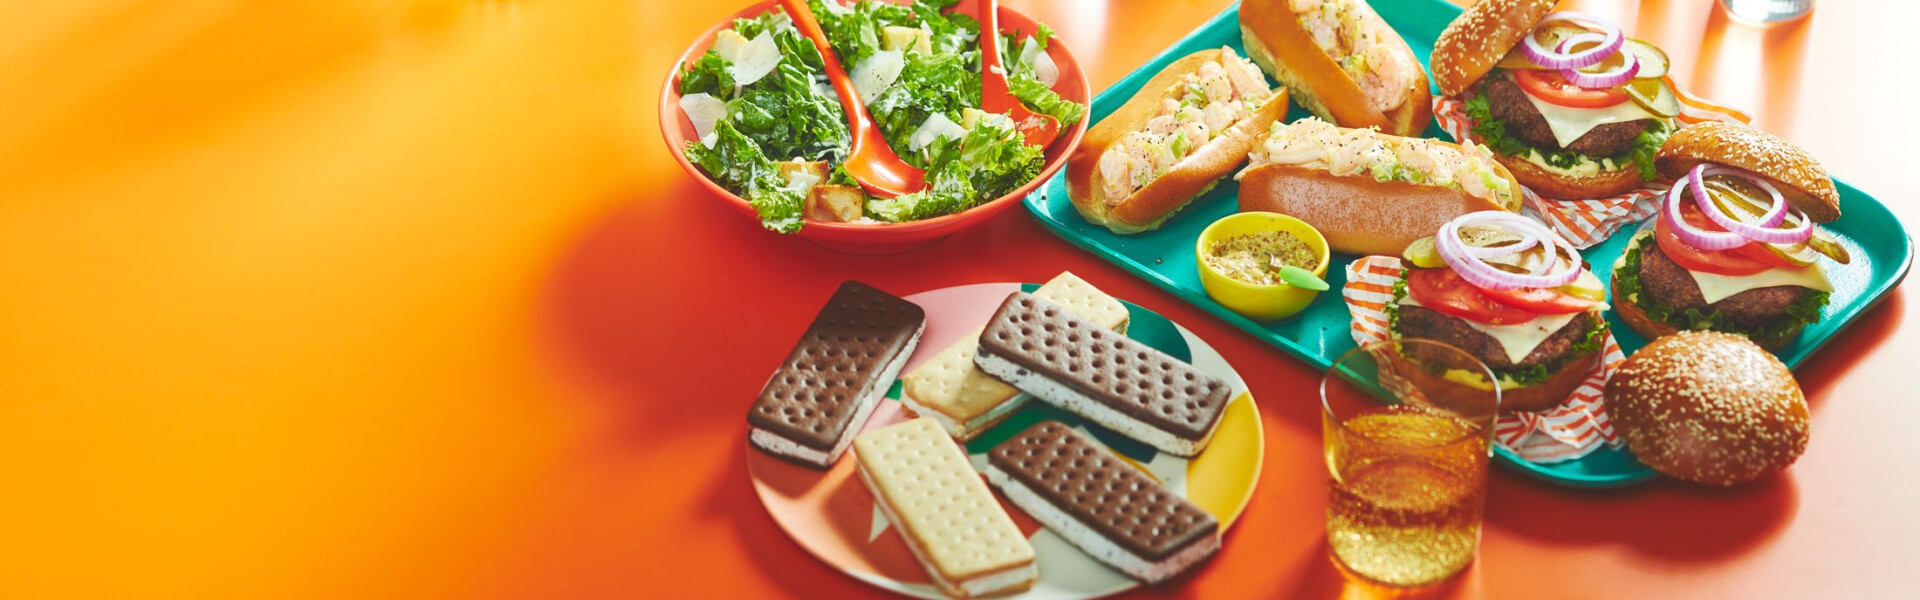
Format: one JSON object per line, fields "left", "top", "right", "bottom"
{"left": 1398, "top": 293, "right": 1582, "bottom": 365}
{"left": 1624, "top": 230, "right": 1834, "bottom": 304}
{"left": 1691, "top": 264, "right": 1833, "bottom": 304}
{"left": 1519, "top": 83, "right": 1660, "bottom": 149}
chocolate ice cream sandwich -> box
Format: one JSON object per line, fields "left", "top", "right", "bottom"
{"left": 985, "top": 421, "right": 1220, "bottom": 583}
{"left": 747, "top": 281, "right": 925, "bottom": 469}
{"left": 900, "top": 272, "right": 1130, "bottom": 441}
{"left": 973, "top": 293, "right": 1232, "bottom": 457}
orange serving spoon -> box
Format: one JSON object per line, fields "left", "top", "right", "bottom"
{"left": 977, "top": 0, "right": 1059, "bottom": 148}
{"left": 780, "top": 0, "right": 926, "bottom": 198}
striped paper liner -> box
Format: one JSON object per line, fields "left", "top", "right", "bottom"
{"left": 1433, "top": 77, "right": 1750, "bottom": 249}
{"left": 1341, "top": 255, "right": 1626, "bottom": 463}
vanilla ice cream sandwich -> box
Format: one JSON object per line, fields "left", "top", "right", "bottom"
{"left": 901, "top": 272, "right": 1129, "bottom": 441}
{"left": 985, "top": 421, "right": 1220, "bottom": 583}
{"left": 747, "top": 281, "right": 924, "bottom": 469}
{"left": 855, "top": 418, "right": 1037, "bottom": 598}
{"left": 973, "top": 293, "right": 1231, "bottom": 457}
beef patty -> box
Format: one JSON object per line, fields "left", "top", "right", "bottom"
{"left": 1635, "top": 242, "right": 1811, "bottom": 327}
{"left": 1396, "top": 304, "right": 1595, "bottom": 372}
{"left": 1484, "top": 77, "right": 1648, "bottom": 158}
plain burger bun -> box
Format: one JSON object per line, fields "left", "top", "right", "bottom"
{"left": 1604, "top": 331, "right": 1810, "bottom": 486}
{"left": 1431, "top": 0, "right": 1558, "bottom": 97}
{"left": 1237, "top": 160, "right": 1523, "bottom": 256}
{"left": 1239, "top": 0, "right": 1431, "bottom": 136}
{"left": 1491, "top": 149, "right": 1645, "bottom": 199}
{"left": 1067, "top": 50, "right": 1289, "bottom": 234}
{"left": 1656, "top": 121, "right": 1841, "bottom": 223}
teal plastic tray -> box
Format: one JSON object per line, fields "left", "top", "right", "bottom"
{"left": 1023, "top": 0, "right": 1912, "bottom": 488}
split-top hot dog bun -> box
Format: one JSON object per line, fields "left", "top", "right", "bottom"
{"left": 1067, "top": 48, "right": 1287, "bottom": 234}
{"left": 1240, "top": 0, "right": 1431, "bottom": 137}
{"left": 1235, "top": 118, "right": 1524, "bottom": 256}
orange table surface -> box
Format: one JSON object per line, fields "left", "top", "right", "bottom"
{"left": 2, "top": 0, "right": 1915, "bottom": 598}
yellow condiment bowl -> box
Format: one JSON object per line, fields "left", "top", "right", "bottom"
{"left": 1195, "top": 211, "right": 1332, "bottom": 321}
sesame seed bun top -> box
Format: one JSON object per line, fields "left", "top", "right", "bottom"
{"left": 1604, "top": 331, "right": 1810, "bottom": 486}
{"left": 1655, "top": 121, "right": 1842, "bottom": 223}
{"left": 1431, "top": 0, "right": 1558, "bottom": 97}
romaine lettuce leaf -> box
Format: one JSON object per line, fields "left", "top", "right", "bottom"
{"left": 867, "top": 119, "right": 1042, "bottom": 222}
{"left": 679, "top": 51, "right": 734, "bottom": 98}
{"left": 684, "top": 120, "right": 805, "bottom": 233}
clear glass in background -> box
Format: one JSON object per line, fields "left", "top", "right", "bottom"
{"left": 1321, "top": 339, "right": 1501, "bottom": 589}
{"left": 1720, "top": 0, "right": 1814, "bottom": 24}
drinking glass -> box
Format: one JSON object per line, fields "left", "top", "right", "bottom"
{"left": 1719, "top": 0, "right": 1813, "bottom": 24}
{"left": 1321, "top": 339, "right": 1501, "bottom": 588}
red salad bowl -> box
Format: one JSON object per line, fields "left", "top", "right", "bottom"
{"left": 659, "top": 0, "right": 1091, "bottom": 254}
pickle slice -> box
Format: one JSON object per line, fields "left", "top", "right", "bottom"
{"left": 1558, "top": 269, "right": 1607, "bottom": 302}
{"left": 1622, "top": 39, "right": 1669, "bottom": 80}
{"left": 1625, "top": 78, "right": 1680, "bottom": 117}
{"left": 1402, "top": 236, "right": 1447, "bottom": 269}
{"left": 1704, "top": 177, "right": 1851, "bottom": 265}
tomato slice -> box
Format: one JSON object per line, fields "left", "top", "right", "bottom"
{"left": 1653, "top": 203, "right": 1771, "bottom": 276}
{"left": 1478, "top": 285, "right": 1602, "bottom": 315}
{"left": 1513, "top": 69, "right": 1629, "bottom": 108}
{"left": 1405, "top": 268, "right": 1541, "bottom": 325}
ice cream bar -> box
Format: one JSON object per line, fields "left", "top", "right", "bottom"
{"left": 746, "top": 281, "right": 924, "bottom": 469}
{"left": 973, "top": 293, "right": 1232, "bottom": 456}
{"left": 984, "top": 420, "right": 1220, "bottom": 583}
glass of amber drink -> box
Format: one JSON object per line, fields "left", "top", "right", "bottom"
{"left": 1321, "top": 339, "right": 1500, "bottom": 588}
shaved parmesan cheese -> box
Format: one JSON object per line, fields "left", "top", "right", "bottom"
{"left": 784, "top": 170, "right": 823, "bottom": 193}
{"left": 728, "top": 32, "right": 782, "bottom": 87}
{"left": 1018, "top": 38, "right": 1060, "bottom": 86}
{"left": 678, "top": 93, "right": 727, "bottom": 140}
{"left": 908, "top": 113, "right": 966, "bottom": 151}
{"left": 851, "top": 50, "right": 905, "bottom": 104}
{"left": 711, "top": 29, "right": 750, "bottom": 62}
{"left": 1520, "top": 86, "right": 1659, "bottom": 149}
{"left": 819, "top": 0, "right": 852, "bottom": 15}
{"left": 1030, "top": 45, "right": 1059, "bottom": 87}
{"left": 699, "top": 132, "right": 717, "bottom": 148}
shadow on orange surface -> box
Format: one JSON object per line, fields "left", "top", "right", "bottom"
{"left": 1796, "top": 291, "right": 1904, "bottom": 411}
{"left": 1488, "top": 470, "right": 1798, "bottom": 561}
{"left": 539, "top": 177, "right": 853, "bottom": 442}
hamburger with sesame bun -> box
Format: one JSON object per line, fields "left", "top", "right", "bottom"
{"left": 1430, "top": 0, "right": 1681, "bottom": 198}
{"left": 1387, "top": 211, "right": 1610, "bottom": 413}
{"left": 1612, "top": 122, "right": 1848, "bottom": 351}
{"left": 1605, "top": 331, "right": 1809, "bottom": 485}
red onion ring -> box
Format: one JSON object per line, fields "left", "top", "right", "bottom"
{"left": 1520, "top": 12, "right": 1623, "bottom": 70}
{"left": 1435, "top": 212, "right": 1583, "bottom": 290}
{"left": 1556, "top": 33, "right": 1639, "bottom": 89}
{"left": 1661, "top": 180, "right": 1747, "bottom": 251}
{"left": 1687, "top": 164, "right": 1812, "bottom": 244}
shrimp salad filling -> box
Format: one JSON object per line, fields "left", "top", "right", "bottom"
{"left": 1096, "top": 47, "right": 1274, "bottom": 205}
{"left": 1242, "top": 118, "right": 1516, "bottom": 209}
{"left": 1290, "top": 0, "right": 1418, "bottom": 113}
